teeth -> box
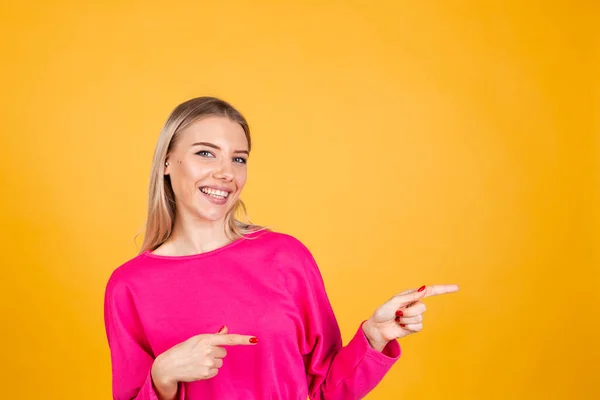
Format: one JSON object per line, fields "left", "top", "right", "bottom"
{"left": 200, "top": 187, "right": 229, "bottom": 198}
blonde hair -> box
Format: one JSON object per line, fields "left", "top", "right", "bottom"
{"left": 138, "top": 96, "right": 264, "bottom": 254}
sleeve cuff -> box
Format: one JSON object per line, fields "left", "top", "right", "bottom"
{"left": 146, "top": 370, "right": 186, "bottom": 400}
{"left": 355, "top": 320, "right": 401, "bottom": 365}
{"left": 145, "top": 370, "right": 160, "bottom": 400}
{"left": 178, "top": 383, "right": 186, "bottom": 400}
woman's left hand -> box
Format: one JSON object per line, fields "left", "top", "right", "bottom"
{"left": 362, "top": 284, "right": 460, "bottom": 351}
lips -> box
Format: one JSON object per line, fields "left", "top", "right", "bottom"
{"left": 198, "top": 186, "right": 233, "bottom": 206}
{"left": 199, "top": 187, "right": 230, "bottom": 199}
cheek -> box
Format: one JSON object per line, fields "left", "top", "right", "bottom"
{"left": 173, "top": 164, "right": 206, "bottom": 194}
{"left": 235, "top": 170, "right": 248, "bottom": 189}
{"left": 185, "top": 162, "right": 211, "bottom": 182}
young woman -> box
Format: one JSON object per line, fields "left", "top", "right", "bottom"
{"left": 104, "top": 96, "right": 459, "bottom": 400}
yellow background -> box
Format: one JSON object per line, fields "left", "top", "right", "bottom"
{"left": 1, "top": 1, "right": 597, "bottom": 398}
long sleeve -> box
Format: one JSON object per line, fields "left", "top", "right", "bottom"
{"left": 284, "top": 238, "right": 401, "bottom": 400}
{"left": 104, "top": 274, "right": 185, "bottom": 400}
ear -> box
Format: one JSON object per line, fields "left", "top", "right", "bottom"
{"left": 164, "top": 160, "right": 170, "bottom": 176}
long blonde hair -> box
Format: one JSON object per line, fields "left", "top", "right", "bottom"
{"left": 138, "top": 96, "right": 263, "bottom": 254}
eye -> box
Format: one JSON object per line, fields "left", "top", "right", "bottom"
{"left": 233, "top": 157, "right": 247, "bottom": 164}
{"left": 196, "top": 150, "right": 215, "bottom": 158}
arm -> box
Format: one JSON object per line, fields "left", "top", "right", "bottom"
{"left": 104, "top": 275, "right": 185, "bottom": 400}
{"left": 150, "top": 361, "right": 178, "bottom": 400}
{"left": 286, "top": 239, "right": 401, "bottom": 400}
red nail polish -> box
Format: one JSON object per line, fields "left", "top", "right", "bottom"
{"left": 395, "top": 316, "right": 400, "bottom": 322}
{"left": 395, "top": 310, "right": 404, "bottom": 317}
{"left": 400, "top": 324, "right": 406, "bottom": 328}
{"left": 418, "top": 285, "right": 426, "bottom": 292}
{"left": 218, "top": 325, "right": 226, "bottom": 332}
{"left": 249, "top": 337, "right": 258, "bottom": 344}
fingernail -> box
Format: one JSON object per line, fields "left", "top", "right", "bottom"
{"left": 249, "top": 337, "right": 258, "bottom": 344}
{"left": 418, "top": 285, "right": 426, "bottom": 292}
{"left": 395, "top": 310, "right": 404, "bottom": 317}
{"left": 395, "top": 316, "right": 400, "bottom": 322}
{"left": 400, "top": 324, "right": 406, "bottom": 327}
{"left": 218, "top": 325, "right": 226, "bottom": 333}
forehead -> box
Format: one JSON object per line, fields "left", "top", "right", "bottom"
{"left": 177, "top": 116, "right": 248, "bottom": 149}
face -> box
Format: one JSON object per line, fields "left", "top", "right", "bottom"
{"left": 164, "top": 116, "right": 249, "bottom": 223}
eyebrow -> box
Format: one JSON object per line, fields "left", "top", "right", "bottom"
{"left": 191, "top": 141, "right": 249, "bottom": 155}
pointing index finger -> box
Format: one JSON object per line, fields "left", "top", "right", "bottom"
{"left": 422, "top": 284, "right": 460, "bottom": 298}
{"left": 207, "top": 334, "right": 258, "bottom": 346}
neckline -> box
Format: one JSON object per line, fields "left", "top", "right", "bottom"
{"left": 142, "top": 230, "right": 264, "bottom": 261}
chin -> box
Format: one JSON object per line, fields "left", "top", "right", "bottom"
{"left": 197, "top": 211, "right": 227, "bottom": 222}
{"left": 197, "top": 204, "right": 235, "bottom": 222}
{"left": 193, "top": 191, "right": 239, "bottom": 222}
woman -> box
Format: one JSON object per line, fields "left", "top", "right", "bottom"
{"left": 104, "top": 96, "right": 459, "bottom": 400}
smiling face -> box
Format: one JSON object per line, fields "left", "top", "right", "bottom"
{"left": 164, "top": 116, "right": 249, "bottom": 223}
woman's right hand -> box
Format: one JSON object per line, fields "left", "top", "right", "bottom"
{"left": 151, "top": 326, "right": 257, "bottom": 398}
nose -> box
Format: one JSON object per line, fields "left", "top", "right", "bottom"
{"left": 213, "top": 159, "right": 234, "bottom": 182}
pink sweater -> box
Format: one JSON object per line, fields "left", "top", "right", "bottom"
{"left": 104, "top": 230, "right": 401, "bottom": 399}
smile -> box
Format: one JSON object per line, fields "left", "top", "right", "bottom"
{"left": 199, "top": 187, "right": 230, "bottom": 199}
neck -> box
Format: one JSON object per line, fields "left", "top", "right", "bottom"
{"left": 165, "top": 212, "right": 233, "bottom": 256}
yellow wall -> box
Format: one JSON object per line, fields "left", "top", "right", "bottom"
{"left": 1, "top": 1, "right": 597, "bottom": 398}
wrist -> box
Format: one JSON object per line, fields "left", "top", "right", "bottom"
{"left": 362, "top": 319, "right": 389, "bottom": 352}
{"left": 151, "top": 355, "right": 178, "bottom": 398}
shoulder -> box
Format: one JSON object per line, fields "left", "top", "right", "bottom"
{"left": 249, "top": 229, "right": 314, "bottom": 259}
{"left": 104, "top": 253, "right": 152, "bottom": 297}
{"left": 252, "top": 230, "right": 322, "bottom": 283}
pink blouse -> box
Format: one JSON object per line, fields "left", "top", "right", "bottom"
{"left": 104, "top": 230, "right": 400, "bottom": 399}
